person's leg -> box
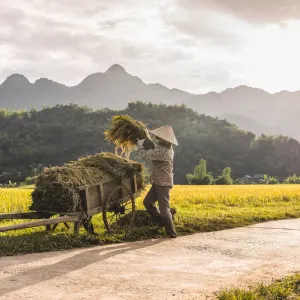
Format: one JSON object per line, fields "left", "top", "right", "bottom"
{"left": 155, "top": 185, "right": 177, "bottom": 237}
{"left": 143, "top": 184, "right": 163, "bottom": 224}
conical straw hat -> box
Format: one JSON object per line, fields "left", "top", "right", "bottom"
{"left": 150, "top": 125, "right": 178, "bottom": 146}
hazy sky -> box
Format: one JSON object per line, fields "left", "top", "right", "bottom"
{"left": 1, "top": 0, "right": 300, "bottom": 94}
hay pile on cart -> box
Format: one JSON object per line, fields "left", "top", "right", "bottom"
{"left": 31, "top": 152, "right": 144, "bottom": 213}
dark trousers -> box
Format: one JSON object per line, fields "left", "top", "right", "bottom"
{"left": 143, "top": 184, "right": 176, "bottom": 236}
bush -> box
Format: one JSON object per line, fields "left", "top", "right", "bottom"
{"left": 234, "top": 178, "right": 251, "bottom": 185}
{"left": 284, "top": 174, "right": 300, "bottom": 184}
{"left": 215, "top": 176, "right": 232, "bottom": 185}
{"left": 202, "top": 175, "right": 214, "bottom": 185}
{"left": 215, "top": 167, "right": 233, "bottom": 185}
{"left": 186, "top": 159, "right": 214, "bottom": 185}
{"left": 7, "top": 180, "right": 17, "bottom": 188}
{"left": 191, "top": 174, "right": 214, "bottom": 185}
{"left": 25, "top": 177, "right": 36, "bottom": 185}
{"left": 268, "top": 176, "right": 280, "bottom": 184}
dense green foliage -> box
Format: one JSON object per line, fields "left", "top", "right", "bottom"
{"left": 186, "top": 159, "right": 214, "bottom": 185}
{"left": 215, "top": 167, "right": 233, "bottom": 185}
{"left": 187, "top": 160, "right": 233, "bottom": 185}
{"left": 1, "top": 102, "right": 300, "bottom": 184}
{"left": 284, "top": 174, "right": 300, "bottom": 184}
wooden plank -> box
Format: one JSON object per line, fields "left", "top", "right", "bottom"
{"left": 87, "top": 186, "right": 101, "bottom": 210}
{"left": 85, "top": 186, "right": 90, "bottom": 211}
{"left": 87, "top": 206, "right": 103, "bottom": 217}
{"left": 99, "top": 183, "right": 105, "bottom": 209}
{"left": 0, "top": 212, "right": 55, "bottom": 220}
{"left": 79, "top": 190, "right": 88, "bottom": 212}
{"left": 96, "top": 184, "right": 102, "bottom": 206}
{"left": 32, "top": 210, "right": 81, "bottom": 216}
{"left": 133, "top": 175, "right": 138, "bottom": 193}
{"left": 74, "top": 221, "right": 82, "bottom": 234}
{"left": 78, "top": 178, "right": 113, "bottom": 191}
{"left": 0, "top": 215, "right": 80, "bottom": 233}
{"left": 45, "top": 216, "right": 51, "bottom": 233}
{"left": 78, "top": 177, "right": 140, "bottom": 193}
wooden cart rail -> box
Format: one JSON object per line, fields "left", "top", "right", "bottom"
{"left": 0, "top": 215, "right": 80, "bottom": 233}
{"left": 0, "top": 211, "right": 79, "bottom": 220}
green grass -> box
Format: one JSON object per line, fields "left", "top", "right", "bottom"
{"left": 217, "top": 273, "right": 300, "bottom": 299}
{"left": 1, "top": 185, "right": 300, "bottom": 256}
{"left": 18, "top": 184, "right": 35, "bottom": 189}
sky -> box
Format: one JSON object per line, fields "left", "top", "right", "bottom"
{"left": 1, "top": 0, "right": 300, "bottom": 94}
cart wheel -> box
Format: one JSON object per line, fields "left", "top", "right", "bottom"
{"left": 103, "top": 185, "right": 136, "bottom": 234}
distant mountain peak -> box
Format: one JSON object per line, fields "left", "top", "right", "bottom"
{"left": 34, "top": 78, "right": 52, "bottom": 84}
{"left": 223, "top": 85, "right": 269, "bottom": 95}
{"left": 4, "top": 74, "right": 30, "bottom": 83}
{"left": 105, "top": 64, "right": 127, "bottom": 74}
{"left": 1, "top": 74, "right": 31, "bottom": 88}
{"left": 34, "top": 78, "right": 58, "bottom": 84}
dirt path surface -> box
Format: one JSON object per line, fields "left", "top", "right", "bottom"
{"left": 1, "top": 219, "right": 300, "bottom": 300}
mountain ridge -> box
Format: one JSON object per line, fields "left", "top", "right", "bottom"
{"left": 0, "top": 68, "right": 283, "bottom": 95}
{"left": 0, "top": 64, "right": 299, "bottom": 140}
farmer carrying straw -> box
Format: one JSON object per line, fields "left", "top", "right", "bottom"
{"left": 136, "top": 125, "right": 178, "bottom": 238}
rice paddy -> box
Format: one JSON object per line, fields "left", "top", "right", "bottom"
{"left": 1, "top": 185, "right": 300, "bottom": 256}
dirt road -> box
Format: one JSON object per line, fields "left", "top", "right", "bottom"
{"left": 1, "top": 219, "right": 300, "bottom": 300}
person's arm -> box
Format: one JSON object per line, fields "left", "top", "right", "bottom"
{"left": 137, "top": 146, "right": 172, "bottom": 161}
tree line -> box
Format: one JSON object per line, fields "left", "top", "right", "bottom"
{"left": 186, "top": 159, "right": 300, "bottom": 185}
{"left": 1, "top": 102, "right": 300, "bottom": 184}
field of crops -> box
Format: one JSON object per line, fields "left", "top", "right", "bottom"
{"left": 1, "top": 185, "right": 300, "bottom": 256}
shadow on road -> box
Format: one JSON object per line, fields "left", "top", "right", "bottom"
{"left": 0, "top": 238, "right": 165, "bottom": 296}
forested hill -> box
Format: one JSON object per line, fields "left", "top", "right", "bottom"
{"left": 0, "top": 102, "right": 300, "bottom": 184}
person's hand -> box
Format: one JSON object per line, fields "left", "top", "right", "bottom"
{"left": 137, "top": 139, "right": 145, "bottom": 149}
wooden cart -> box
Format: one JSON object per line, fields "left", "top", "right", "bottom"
{"left": 0, "top": 175, "right": 141, "bottom": 234}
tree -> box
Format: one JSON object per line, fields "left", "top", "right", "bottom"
{"left": 193, "top": 159, "right": 207, "bottom": 180}
{"left": 215, "top": 167, "right": 233, "bottom": 185}
{"left": 1, "top": 102, "right": 300, "bottom": 184}
{"left": 284, "top": 174, "right": 300, "bottom": 184}
{"left": 186, "top": 159, "right": 214, "bottom": 185}
{"left": 268, "top": 176, "right": 280, "bottom": 184}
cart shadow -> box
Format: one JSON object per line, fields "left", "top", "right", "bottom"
{"left": 0, "top": 238, "right": 165, "bottom": 296}
{"left": 0, "top": 249, "right": 67, "bottom": 269}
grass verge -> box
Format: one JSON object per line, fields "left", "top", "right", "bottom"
{"left": 217, "top": 273, "right": 300, "bottom": 300}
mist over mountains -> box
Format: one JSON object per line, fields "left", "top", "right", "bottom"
{"left": 0, "top": 64, "right": 298, "bottom": 140}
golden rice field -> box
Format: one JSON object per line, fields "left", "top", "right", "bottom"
{"left": 0, "top": 188, "right": 32, "bottom": 214}
{"left": 1, "top": 185, "right": 300, "bottom": 256}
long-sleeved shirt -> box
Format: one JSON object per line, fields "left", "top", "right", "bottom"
{"left": 138, "top": 144, "right": 174, "bottom": 187}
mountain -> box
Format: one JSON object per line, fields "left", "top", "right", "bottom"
{"left": 0, "top": 65, "right": 192, "bottom": 110}
{"left": 0, "top": 64, "right": 299, "bottom": 139}
{"left": 219, "top": 114, "right": 278, "bottom": 136}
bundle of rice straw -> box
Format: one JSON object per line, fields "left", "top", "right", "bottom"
{"left": 104, "top": 115, "right": 155, "bottom": 153}
{"left": 31, "top": 152, "right": 144, "bottom": 213}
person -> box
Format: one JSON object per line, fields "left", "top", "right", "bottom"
{"left": 136, "top": 125, "right": 178, "bottom": 238}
